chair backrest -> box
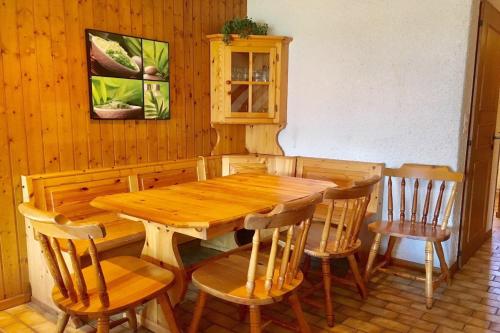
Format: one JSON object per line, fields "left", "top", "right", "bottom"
{"left": 243, "top": 193, "right": 323, "bottom": 296}
{"left": 384, "top": 164, "right": 464, "bottom": 229}
{"left": 318, "top": 176, "right": 381, "bottom": 254}
{"left": 18, "top": 203, "right": 108, "bottom": 307}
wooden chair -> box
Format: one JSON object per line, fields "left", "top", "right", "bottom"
{"left": 364, "top": 164, "right": 464, "bottom": 309}
{"left": 300, "top": 176, "right": 381, "bottom": 327}
{"left": 188, "top": 193, "right": 323, "bottom": 333}
{"left": 18, "top": 203, "right": 180, "bottom": 333}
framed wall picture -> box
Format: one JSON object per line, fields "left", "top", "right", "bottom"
{"left": 85, "top": 29, "right": 170, "bottom": 120}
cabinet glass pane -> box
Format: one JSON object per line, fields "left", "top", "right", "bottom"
{"left": 252, "top": 53, "right": 270, "bottom": 82}
{"left": 231, "top": 84, "right": 249, "bottom": 113}
{"left": 252, "top": 85, "right": 269, "bottom": 113}
{"left": 231, "top": 52, "right": 249, "bottom": 81}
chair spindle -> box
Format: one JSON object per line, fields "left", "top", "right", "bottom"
{"left": 264, "top": 228, "right": 280, "bottom": 295}
{"left": 411, "top": 179, "right": 419, "bottom": 223}
{"left": 67, "top": 239, "right": 89, "bottom": 305}
{"left": 400, "top": 178, "right": 406, "bottom": 222}
{"left": 50, "top": 237, "right": 78, "bottom": 302}
{"left": 388, "top": 176, "right": 393, "bottom": 222}
{"left": 432, "top": 181, "right": 446, "bottom": 228}
{"left": 277, "top": 226, "right": 294, "bottom": 290}
{"left": 39, "top": 234, "right": 68, "bottom": 298}
{"left": 422, "top": 180, "right": 433, "bottom": 224}
{"left": 342, "top": 199, "right": 359, "bottom": 250}
{"left": 246, "top": 230, "right": 260, "bottom": 296}
{"left": 333, "top": 201, "right": 349, "bottom": 252}
{"left": 320, "top": 200, "right": 334, "bottom": 253}
{"left": 88, "top": 238, "right": 109, "bottom": 307}
{"left": 442, "top": 183, "right": 457, "bottom": 230}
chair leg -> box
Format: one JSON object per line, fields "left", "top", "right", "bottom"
{"left": 289, "top": 291, "right": 311, "bottom": 333}
{"left": 97, "top": 316, "right": 110, "bottom": 333}
{"left": 425, "top": 241, "right": 434, "bottom": 309}
{"left": 157, "top": 293, "right": 181, "bottom": 333}
{"left": 347, "top": 254, "right": 368, "bottom": 299}
{"left": 321, "top": 258, "right": 334, "bottom": 327}
{"left": 384, "top": 236, "right": 397, "bottom": 263}
{"left": 434, "top": 241, "right": 450, "bottom": 286}
{"left": 56, "top": 312, "right": 69, "bottom": 333}
{"left": 126, "top": 308, "right": 137, "bottom": 332}
{"left": 188, "top": 290, "right": 208, "bottom": 333}
{"left": 365, "top": 233, "right": 382, "bottom": 282}
{"left": 249, "top": 305, "right": 261, "bottom": 333}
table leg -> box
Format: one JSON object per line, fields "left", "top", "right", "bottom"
{"left": 140, "top": 221, "right": 188, "bottom": 332}
{"left": 141, "top": 220, "right": 187, "bottom": 305}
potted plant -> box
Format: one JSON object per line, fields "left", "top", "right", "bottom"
{"left": 221, "top": 17, "right": 269, "bottom": 44}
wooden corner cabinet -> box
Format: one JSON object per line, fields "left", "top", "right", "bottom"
{"left": 208, "top": 34, "right": 292, "bottom": 155}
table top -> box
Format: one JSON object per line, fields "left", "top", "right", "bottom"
{"left": 90, "top": 174, "right": 335, "bottom": 229}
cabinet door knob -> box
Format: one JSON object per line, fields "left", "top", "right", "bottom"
{"left": 226, "top": 80, "right": 231, "bottom": 84}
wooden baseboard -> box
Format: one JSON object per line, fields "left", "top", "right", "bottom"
{"left": 0, "top": 293, "right": 31, "bottom": 311}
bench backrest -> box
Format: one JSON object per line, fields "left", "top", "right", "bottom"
{"left": 221, "top": 154, "right": 296, "bottom": 176}
{"left": 22, "top": 159, "right": 200, "bottom": 220}
{"left": 296, "top": 157, "right": 385, "bottom": 218}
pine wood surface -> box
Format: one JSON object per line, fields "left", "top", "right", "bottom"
{"left": 91, "top": 174, "right": 335, "bottom": 229}
{"left": 0, "top": 0, "right": 246, "bottom": 305}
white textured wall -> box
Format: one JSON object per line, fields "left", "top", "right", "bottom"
{"left": 248, "top": 0, "right": 480, "bottom": 265}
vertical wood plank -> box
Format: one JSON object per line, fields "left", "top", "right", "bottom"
{"left": 174, "top": 0, "right": 186, "bottom": 159}
{"left": 16, "top": 0, "right": 45, "bottom": 174}
{"left": 93, "top": 0, "right": 115, "bottom": 167}
{"left": 63, "top": 0, "right": 90, "bottom": 170}
{"left": 49, "top": 0, "right": 75, "bottom": 171}
{"left": 184, "top": 0, "right": 195, "bottom": 157}
{"left": 82, "top": 0, "right": 103, "bottom": 169}
{"left": 193, "top": 0, "right": 203, "bottom": 156}
{"left": 33, "top": 0, "right": 61, "bottom": 172}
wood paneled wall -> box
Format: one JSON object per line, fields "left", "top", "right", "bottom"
{"left": 0, "top": 0, "right": 246, "bottom": 305}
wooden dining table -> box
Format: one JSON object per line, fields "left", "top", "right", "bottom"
{"left": 90, "top": 173, "right": 335, "bottom": 331}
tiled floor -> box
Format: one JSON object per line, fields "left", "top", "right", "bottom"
{"left": 2, "top": 218, "right": 500, "bottom": 333}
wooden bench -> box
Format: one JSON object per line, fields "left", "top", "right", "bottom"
{"left": 21, "top": 158, "right": 200, "bottom": 313}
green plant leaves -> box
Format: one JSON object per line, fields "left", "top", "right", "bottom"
{"left": 91, "top": 77, "right": 143, "bottom": 107}
{"left": 221, "top": 17, "right": 268, "bottom": 44}
{"left": 143, "top": 39, "right": 169, "bottom": 80}
{"left": 122, "top": 36, "right": 142, "bottom": 57}
{"left": 144, "top": 81, "right": 170, "bottom": 119}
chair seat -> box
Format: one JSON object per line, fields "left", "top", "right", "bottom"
{"left": 59, "top": 213, "right": 145, "bottom": 255}
{"left": 191, "top": 251, "right": 303, "bottom": 305}
{"left": 368, "top": 220, "right": 451, "bottom": 241}
{"left": 52, "top": 256, "right": 174, "bottom": 316}
{"left": 303, "top": 222, "right": 361, "bottom": 258}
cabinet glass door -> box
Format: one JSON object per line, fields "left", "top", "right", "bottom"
{"left": 226, "top": 47, "right": 275, "bottom": 118}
